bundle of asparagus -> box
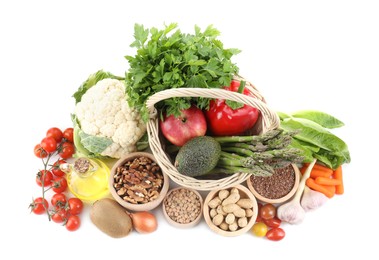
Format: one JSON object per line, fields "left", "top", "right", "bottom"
{"left": 213, "top": 129, "right": 304, "bottom": 177}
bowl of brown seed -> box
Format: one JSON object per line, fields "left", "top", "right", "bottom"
{"left": 247, "top": 163, "right": 301, "bottom": 204}
{"left": 162, "top": 187, "right": 203, "bottom": 228}
{"left": 109, "top": 152, "right": 169, "bottom": 211}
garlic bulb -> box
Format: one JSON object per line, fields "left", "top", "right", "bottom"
{"left": 277, "top": 159, "right": 316, "bottom": 224}
{"left": 301, "top": 186, "right": 328, "bottom": 212}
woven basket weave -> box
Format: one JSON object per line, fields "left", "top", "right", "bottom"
{"left": 145, "top": 77, "right": 280, "bottom": 191}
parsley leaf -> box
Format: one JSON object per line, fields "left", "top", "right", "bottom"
{"left": 125, "top": 23, "right": 240, "bottom": 121}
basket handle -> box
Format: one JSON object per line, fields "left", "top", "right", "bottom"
{"left": 145, "top": 88, "right": 280, "bottom": 133}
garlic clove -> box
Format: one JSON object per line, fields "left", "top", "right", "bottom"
{"left": 301, "top": 186, "right": 328, "bottom": 212}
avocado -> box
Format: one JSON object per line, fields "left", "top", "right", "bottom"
{"left": 174, "top": 136, "right": 221, "bottom": 177}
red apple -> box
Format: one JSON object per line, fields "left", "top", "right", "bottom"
{"left": 159, "top": 106, "right": 207, "bottom": 146}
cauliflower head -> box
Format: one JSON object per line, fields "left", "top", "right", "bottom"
{"left": 74, "top": 78, "right": 146, "bottom": 158}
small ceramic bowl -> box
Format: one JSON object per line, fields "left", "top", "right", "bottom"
{"left": 247, "top": 163, "right": 300, "bottom": 204}
{"left": 109, "top": 152, "right": 169, "bottom": 211}
{"left": 162, "top": 187, "right": 203, "bottom": 228}
{"left": 203, "top": 185, "right": 258, "bottom": 237}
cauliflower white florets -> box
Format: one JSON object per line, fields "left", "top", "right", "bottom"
{"left": 75, "top": 78, "right": 146, "bottom": 158}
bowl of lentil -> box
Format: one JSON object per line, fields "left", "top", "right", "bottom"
{"left": 203, "top": 185, "right": 258, "bottom": 237}
{"left": 109, "top": 152, "right": 170, "bottom": 211}
{"left": 247, "top": 163, "right": 300, "bottom": 204}
{"left": 162, "top": 187, "right": 203, "bottom": 228}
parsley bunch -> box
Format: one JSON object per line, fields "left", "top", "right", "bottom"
{"left": 125, "top": 23, "right": 240, "bottom": 121}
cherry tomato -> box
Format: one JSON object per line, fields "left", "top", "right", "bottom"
{"left": 51, "top": 193, "right": 67, "bottom": 207}
{"left": 259, "top": 203, "right": 276, "bottom": 220}
{"left": 255, "top": 203, "right": 263, "bottom": 222}
{"left": 266, "top": 227, "right": 285, "bottom": 241}
{"left": 36, "top": 170, "right": 54, "bottom": 187}
{"left": 30, "top": 197, "right": 49, "bottom": 215}
{"left": 59, "top": 142, "right": 75, "bottom": 159}
{"left": 52, "top": 208, "right": 68, "bottom": 223}
{"left": 46, "top": 127, "right": 63, "bottom": 142}
{"left": 65, "top": 215, "right": 80, "bottom": 231}
{"left": 264, "top": 217, "right": 282, "bottom": 228}
{"left": 68, "top": 198, "right": 83, "bottom": 215}
{"left": 252, "top": 222, "right": 268, "bottom": 237}
{"left": 63, "top": 128, "right": 74, "bottom": 143}
{"left": 52, "top": 177, "right": 68, "bottom": 193}
{"left": 51, "top": 159, "right": 67, "bottom": 177}
{"left": 41, "top": 137, "right": 57, "bottom": 153}
{"left": 34, "top": 144, "right": 48, "bottom": 158}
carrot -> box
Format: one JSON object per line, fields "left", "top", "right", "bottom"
{"left": 323, "top": 185, "right": 336, "bottom": 197}
{"left": 333, "top": 166, "right": 344, "bottom": 195}
{"left": 306, "top": 178, "right": 335, "bottom": 198}
{"left": 315, "top": 176, "right": 342, "bottom": 186}
{"left": 304, "top": 163, "right": 334, "bottom": 174}
{"left": 300, "top": 165, "right": 333, "bottom": 178}
{"left": 310, "top": 169, "right": 333, "bottom": 178}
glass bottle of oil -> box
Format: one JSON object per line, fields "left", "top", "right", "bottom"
{"left": 61, "top": 157, "right": 110, "bottom": 202}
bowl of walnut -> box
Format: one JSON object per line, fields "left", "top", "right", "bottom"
{"left": 109, "top": 152, "right": 169, "bottom": 211}
{"left": 203, "top": 185, "right": 258, "bottom": 237}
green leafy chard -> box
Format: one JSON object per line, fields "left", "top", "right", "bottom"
{"left": 125, "top": 23, "right": 240, "bottom": 121}
{"left": 278, "top": 110, "right": 351, "bottom": 169}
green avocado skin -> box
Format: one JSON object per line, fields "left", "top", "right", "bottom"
{"left": 175, "top": 136, "right": 221, "bottom": 177}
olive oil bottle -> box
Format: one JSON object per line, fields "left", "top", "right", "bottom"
{"left": 61, "top": 158, "right": 110, "bottom": 202}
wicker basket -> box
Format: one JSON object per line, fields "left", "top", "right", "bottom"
{"left": 145, "top": 77, "right": 280, "bottom": 191}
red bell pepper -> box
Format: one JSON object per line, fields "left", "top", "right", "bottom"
{"left": 205, "top": 80, "right": 260, "bottom": 136}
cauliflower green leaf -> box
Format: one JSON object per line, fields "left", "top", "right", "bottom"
{"left": 73, "top": 70, "right": 124, "bottom": 104}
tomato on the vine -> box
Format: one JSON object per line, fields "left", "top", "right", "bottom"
{"left": 34, "top": 144, "right": 48, "bottom": 158}
{"left": 52, "top": 208, "right": 68, "bottom": 223}
{"left": 51, "top": 193, "right": 67, "bottom": 207}
{"left": 51, "top": 159, "right": 66, "bottom": 177}
{"left": 46, "top": 127, "right": 63, "bottom": 143}
{"left": 266, "top": 227, "right": 285, "bottom": 241}
{"left": 68, "top": 198, "right": 83, "bottom": 215}
{"left": 52, "top": 177, "right": 68, "bottom": 193}
{"left": 63, "top": 128, "right": 74, "bottom": 143}
{"left": 59, "top": 142, "right": 75, "bottom": 159}
{"left": 259, "top": 203, "right": 276, "bottom": 220}
{"left": 41, "top": 137, "right": 57, "bottom": 153}
{"left": 36, "top": 170, "right": 54, "bottom": 187}
{"left": 66, "top": 215, "right": 80, "bottom": 231}
{"left": 30, "top": 197, "right": 48, "bottom": 215}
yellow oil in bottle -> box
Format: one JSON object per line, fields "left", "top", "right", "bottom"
{"left": 63, "top": 158, "right": 110, "bottom": 202}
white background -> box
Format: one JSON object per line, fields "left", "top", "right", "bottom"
{"left": 1, "top": 0, "right": 378, "bottom": 259}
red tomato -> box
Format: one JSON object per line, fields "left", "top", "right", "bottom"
{"left": 264, "top": 217, "right": 282, "bottom": 228}
{"left": 63, "top": 128, "right": 74, "bottom": 143}
{"left": 46, "top": 127, "right": 63, "bottom": 142}
{"left": 34, "top": 144, "right": 48, "bottom": 158}
{"left": 52, "top": 208, "right": 68, "bottom": 223}
{"left": 51, "top": 193, "right": 67, "bottom": 207}
{"left": 259, "top": 203, "right": 276, "bottom": 220}
{"left": 52, "top": 177, "right": 68, "bottom": 193}
{"left": 51, "top": 159, "right": 67, "bottom": 177}
{"left": 36, "top": 170, "right": 54, "bottom": 187}
{"left": 68, "top": 198, "right": 83, "bottom": 215}
{"left": 66, "top": 215, "right": 80, "bottom": 231}
{"left": 266, "top": 227, "right": 285, "bottom": 241}
{"left": 59, "top": 142, "right": 75, "bottom": 159}
{"left": 30, "top": 197, "right": 49, "bottom": 215}
{"left": 41, "top": 137, "right": 57, "bottom": 153}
